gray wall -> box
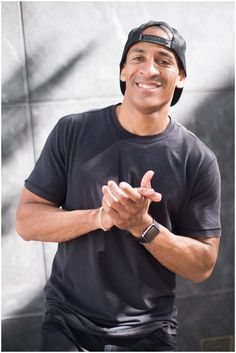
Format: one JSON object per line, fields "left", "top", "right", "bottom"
{"left": 2, "top": 1, "right": 234, "bottom": 351}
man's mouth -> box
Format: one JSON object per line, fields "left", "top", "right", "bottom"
{"left": 136, "top": 82, "right": 161, "bottom": 90}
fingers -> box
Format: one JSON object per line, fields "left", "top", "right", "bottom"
{"left": 102, "top": 195, "right": 119, "bottom": 219}
{"left": 101, "top": 172, "right": 161, "bottom": 232}
{"left": 102, "top": 170, "right": 162, "bottom": 215}
{"left": 102, "top": 180, "right": 149, "bottom": 232}
{"left": 139, "top": 170, "right": 162, "bottom": 202}
{"left": 102, "top": 181, "right": 140, "bottom": 214}
{"left": 140, "top": 170, "right": 155, "bottom": 188}
{"left": 102, "top": 171, "right": 161, "bottom": 211}
{"left": 137, "top": 187, "right": 162, "bottom": 202}
{"left": 119, "top": 182, "right": 142, "bottom": 202}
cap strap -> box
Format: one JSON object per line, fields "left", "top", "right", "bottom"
{"left": 138, "top": 34, "right": 172, "bottom": 48}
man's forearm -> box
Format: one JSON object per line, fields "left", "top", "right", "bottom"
{"left": 101, "top": 177, "right": 220, "bottom": 284}
{"left": 142, "top": 224, "right": 219, "bottom": 283}
{"left": 16, "top": 203, "right": 100, "bottom": 242}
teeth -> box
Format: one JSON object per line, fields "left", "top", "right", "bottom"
{"left": 138, "top": 83, "right": 159, "bottom": 89}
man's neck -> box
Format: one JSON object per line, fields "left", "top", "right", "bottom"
{"left": 116, "top": 101, "right": 171, "bottom": 137}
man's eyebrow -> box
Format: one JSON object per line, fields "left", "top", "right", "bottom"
{"left": 129, "top": 47, "right": 175, "bottom": 58}
{"left": 129, "top": 48, "right": 145, "bottom": 54}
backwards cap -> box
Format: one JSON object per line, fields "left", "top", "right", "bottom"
{"left": 119, "top": 21, "right": 187, "bottom": 106}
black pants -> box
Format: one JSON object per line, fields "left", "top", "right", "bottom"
{"left": 41, "top": 315, "right": 177, "bottom": 351}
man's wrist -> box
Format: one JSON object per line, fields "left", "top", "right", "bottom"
{"left": 130, "top": 215, "right": 153, "bottom": 237}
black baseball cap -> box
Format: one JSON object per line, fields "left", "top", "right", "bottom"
{"left": 119, "top": 21, "right": 187, "bottom": 106}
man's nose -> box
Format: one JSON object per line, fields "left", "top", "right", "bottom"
{"left": 139, "top": 59, "right": 160, "bottom": 76}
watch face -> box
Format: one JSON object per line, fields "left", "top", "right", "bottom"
{"left": 143, "top": 224, "right": 160, "bottom": 242}
{"left": 139, "top": 221, "right": 160, "bottom": 243}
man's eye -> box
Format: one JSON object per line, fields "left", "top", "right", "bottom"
{"left": 158, "top": 59, "right": 170, "bottom": 66}
{"left": 132, "top": 56, "right": 143, "bottom": 62}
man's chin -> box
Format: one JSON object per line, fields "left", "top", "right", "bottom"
{"left": 135, "top": 98, "right": 170, "bottom": 113}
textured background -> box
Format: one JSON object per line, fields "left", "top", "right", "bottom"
{"left": 2, "top": 1, "right": 234, "bottom": 351}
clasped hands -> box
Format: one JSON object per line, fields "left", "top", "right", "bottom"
{"left": 101, "top": 170, "right": 162, "bottom": 236}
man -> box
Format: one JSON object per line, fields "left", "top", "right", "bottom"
{"left": 16, "top": 21, "right": 221, "bottom": 351}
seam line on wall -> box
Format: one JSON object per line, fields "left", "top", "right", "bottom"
{"left": 18, "top": 0, "right": 48, "bottom": 285}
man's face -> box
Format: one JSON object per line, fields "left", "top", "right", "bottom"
{"left": 120, "top": 26, "right": 185, "bottom": 111}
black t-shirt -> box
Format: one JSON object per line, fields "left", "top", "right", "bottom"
{"left": 25, "top": 104, "right": 221, "bottom": 337}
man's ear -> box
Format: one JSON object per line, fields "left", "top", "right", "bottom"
{"left": 120, "top": 64, "right": 126, "bottom": 82}
{"left": 176, "top": 69, "right": 186, "bottom": 89}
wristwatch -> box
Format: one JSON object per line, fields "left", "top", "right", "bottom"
{"left": 136, "top": 219, "right": 160, "bottom": 243}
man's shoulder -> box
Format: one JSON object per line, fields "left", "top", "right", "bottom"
{"left": 174, "top": 121, "right": 217, "bottom": 162}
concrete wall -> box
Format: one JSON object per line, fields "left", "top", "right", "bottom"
{"left": 2, "top": 1, "right": 234, "bottom": 351}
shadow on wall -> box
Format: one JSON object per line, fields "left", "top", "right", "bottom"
{"left": 2, "top": 43, "right": 95, "bottom": 237}
{"left": 2, "top": 42, "right": 95, "bottom": 161}
{"left": 176, "top": 83, "right": 234, "bottom": 351}
{"left": 184, "top": 85, "right": 234, "bottom": 274}
{"left": 2, "top": 43, "right": 95, "bottom": 350}
{"left": 2, "top": 55, "right": 234, "bottom": 351}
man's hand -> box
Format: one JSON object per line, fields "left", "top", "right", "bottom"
{"left": 101, "top": 171, "right": 162, "bottom": 236}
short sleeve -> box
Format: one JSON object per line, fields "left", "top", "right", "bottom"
{"left": 25, "top": 118, "right": 68, "bottom": 205}
{"left": 179, "top": 157, "right": 221, "bottom": 237}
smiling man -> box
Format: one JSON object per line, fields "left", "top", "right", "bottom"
{"left": 119, "top": 25, "right": 185, "bottom": 116}
{"left": 16, "top": 21, "right": 221, "bottom": 351}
